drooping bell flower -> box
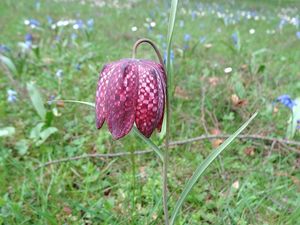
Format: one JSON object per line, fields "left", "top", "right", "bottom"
{"left": 95, "top": 39, "right": 167, "bottom": 139}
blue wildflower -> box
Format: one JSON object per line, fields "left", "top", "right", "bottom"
{"left": 297, "top": 119, "right": 300, "bottom": 130}
{"left": 24, "top": 33, "right": 33, "bottom": 48}
{"left": 73, "top": 20, "right": 84, "bottom": 30}
{"left": 7, "top": 89, "right": 17, "bottom": 103}
{"left": 0, "top": 44, "right": 10, "bottom": 53}
{"left": 25, "top": 33, "right": 33, "bottom": 43}
{"left": 157, "top": 34, "right": 164, "bottom": 41}
{"left": 199, "top": 36, "right": 206, "bottom": 44}
{"left": 184, "top": 34, "right": 191, "bottom": 49}
{"left": 35, "top": 0, "right": 40, "bottom": 10}
{"left": 191, "top": 11, "right": 197, "bottom": 20}
{"left": 278, "top": 19, "right": 286, "bottom": 30}
{"left": 48, "top": 95, "right": 56, "bottom": 105}
{"left": 75, "top": 63, "right": 81, "bottom": 71}
{"left": 232, "top": 32, "right": 238, "bottom": 46}
{"left": 296, "top": 31, "right": 300, "bottom": 39}
{"left": 87, "top": 18, "right": 94, "bottom": 28}
{"left": 179, "top": 20, "right": 184, "bottom": 27}
{"left": 276, "top": 95, "right": 296, "bottom": 110}
{"left": 163, "top": 50, "right": 174, "bottom": 64}
{"left": 24, "top": 19, "right": 40, "bottom": 28}
{"left": 71, "top": 33, "right": 77, "bottom": 40}
{"left": 56, "top": 69, "right": 63, "bottom": 78}
{"left": 184, "top": 34, "right": 191, "bottom": 42}
{"left": 47, "top": 16, "right": 53, "bottom": 25}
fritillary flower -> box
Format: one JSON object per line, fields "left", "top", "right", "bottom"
{"left": 95, "top": 39, "right": 166, "bottom": 139}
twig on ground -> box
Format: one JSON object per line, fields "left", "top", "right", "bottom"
{"left": 37, "top": 134, "right": 300, "bottom": 169}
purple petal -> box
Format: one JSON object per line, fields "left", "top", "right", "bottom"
{"left": 141, "top": 60, "right": 166, "bottom": 132}
{"left": 95, "top": 62, "right": 120, "bottom": 129}
{"left": 135, "top": 64, "right": 161, "bottom": 137}
{"left": 105, "top": 61, "right": 139, "bottom": 139}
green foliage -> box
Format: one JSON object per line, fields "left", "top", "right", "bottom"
{"left": 27, "top": 81, "right": 46, "bottom": 120}
{"left": 0, "top": 127, "right": 15, "bottom": 137}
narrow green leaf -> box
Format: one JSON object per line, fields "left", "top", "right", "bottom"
{"left": 160, "top": 0, "right": 178, "bottom": 140}
{"left": 170, "top": 112, "right": 258, "bottom": 225}
{"left": 0, "top": 127, "right": 15, "bottom": 137}
{"left": 166, "top": 0, "right": 178, "bottom": 86}
{"left": 0, "top": 54, "right": 17, "bottom": 75}
{"left": 54, "top": 99, "right": 95, "bottom": 108}
{"left": 36, "top": 127, "right": 58, "bottom": 146}
{"left": 30, "top": 122, "right": 45, "bottom": 141}
{"left": 27, "top": 82, "right": 46, "bottom": 120}
{"left": 15, "top": 139, "right": 29, "bottom": 155}
{"left": 132, "top": 126, "right": 163, "bottom": 161}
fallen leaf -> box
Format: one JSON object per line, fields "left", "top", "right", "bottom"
{"left": 231, "top": 94, "right": 239, "bottom": 105}
{"left": 139, "top": 166, "right": 147, "bottom": 179}
{"left": 208, "top": 77, "right": 220, "bottom": 87}
{"left": 232, "top": 180, "right": 239, "bottom": 189}
{"left": 56, "top": 100, "right": 65, "bottom": 108}
{"left": 244, "top": 147, "right": 255, "bottom": 156}
{"left": 231, "top": 94, "right": 248, "bottom": 107}
{"left": 240, "top": 64, "right": 248, "bottom": 71}
{"left": 63, "top": 206, "right": 72, "bottom": 215}
{"left": 204, "top": 43, "right": 212, "bottom": 49}
{"left": 211, "top": 128, "right": 221, "bottom": 135}
{"left": 174, "top": 86, "right": 189, "bottom": 100}
{"left": 212, "top": 139, "right": 223, "bottom": 148}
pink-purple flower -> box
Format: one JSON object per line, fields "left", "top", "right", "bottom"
{"left": 95, "top": 58, "right": 166, "bottom": 139}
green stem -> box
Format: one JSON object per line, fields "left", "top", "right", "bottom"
{"left": 130, "top": 149, "right": 136, "bottom": 219}
{"left": 132, "top": 38, "right": 170, "bottom": 224}
{"left": 132, "top": 38, "right": 164, "bottom": 65}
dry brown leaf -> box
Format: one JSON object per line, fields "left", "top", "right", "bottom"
{"left": 231, "top": 94, "right": 248, "bottom": 107}
{"left": 56, "top": 100, "right": 65, "bottom": 108}
{"left": 212, "top": 139, "right": 223, "bottom": 148}
{"left": 208, "top": 77, "right": 220, "bottom": 87}
{"left": 139, "top": 166, "right": 147, "bottom": 179}
{"left": 63, "top": 206, "right": 72, "bottom": 215}
{"left": 232, "top": 180, "right": 240, "bottom": 189}
{"left": 244, "top": 147, "right": 255, "bottom": 156}
{"left": 211, "top": 128, "right": 221, "bottom": 135}
{"left": 174, "top": 86, "right": 189, "bottom": 100}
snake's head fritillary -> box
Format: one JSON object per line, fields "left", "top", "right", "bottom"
{"left": 95, "top": 58, "right": 166, "bottom": 139}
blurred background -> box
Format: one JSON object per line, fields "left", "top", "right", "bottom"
{"left": 1, "top": 0, "right": 300, "bottom": 224}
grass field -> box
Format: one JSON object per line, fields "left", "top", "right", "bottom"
{"left": 1, "top": 0, "right": 300, "bottom": 224}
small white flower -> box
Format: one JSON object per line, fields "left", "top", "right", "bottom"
{"left": 150, "top": 22, "right": 156, "bottom": 27}
{"left": 249, "top": 28, "right": 255, "bottom": 34}
{"left": 224, "top": 67, "right": 232, "bottom": 74}
{"left": 131, "top": 26, "right": 138, "bottom": 32}
{"left": 56, "top": 69, "right": 63, "bottom": 78}
{"left": 24, "top": 20, "right": 30, "bottom": 25}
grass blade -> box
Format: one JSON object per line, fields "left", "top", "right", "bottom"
{"left": 170, "top": 112, "right": 258, "bottom": 225}
{"left": 55, "top": 99, "right": 95, "bottom": 108}
{"left": 166, "top": 0, "right": 178, "bottom": 89}
{"left": 132, "top": 126, "right": 163, "bottom": 161}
